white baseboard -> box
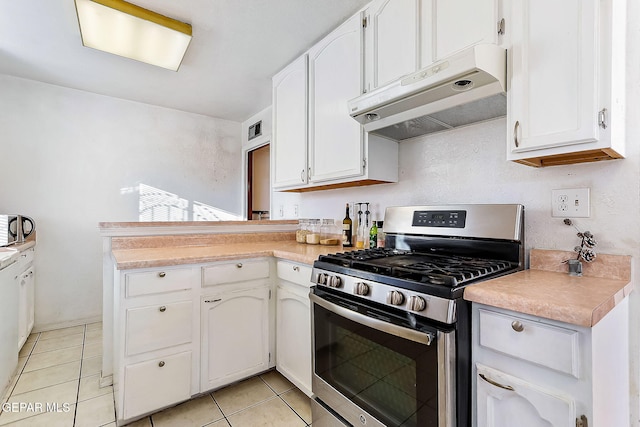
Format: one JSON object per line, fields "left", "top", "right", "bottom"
{"left": 33, "top": 315, "right": 103, "bottom": 333}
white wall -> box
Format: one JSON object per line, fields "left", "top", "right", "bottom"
{"left": 0, "top": 75, "right": 242, "bottom": 330}
{"left": 296, "top": 4, "right": 640, "bottom": 419}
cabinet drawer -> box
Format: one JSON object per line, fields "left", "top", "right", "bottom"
{"left": 126, "top": 268, "right": 195, "bottom": 297}
{"left": 203, "top": 260, "right": 270, "bottom": 286}
{"left": 17, "top": 248, "right": 34, "bottom": 269}
{"left": 479, "top": 309, "right": 580, "bottom": 377}
{"left": 123, "top": 351, "right": 192, "bottom": 420}
{"left": 276, "top": 261, "right": 312, "bottom": 287}
{"left": 125, "top": 301, "right": 192, "bottom": 356}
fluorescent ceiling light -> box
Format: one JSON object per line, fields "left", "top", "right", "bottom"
{"left": 74, "top": 0, "right": 192, "bottom": 71}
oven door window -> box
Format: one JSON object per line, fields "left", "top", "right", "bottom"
{"left": 314, "top": 301, "right": 440, "bottom": 427}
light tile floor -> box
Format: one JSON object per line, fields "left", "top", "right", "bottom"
{"left": 0, "top": 323, "right": 312, "bottom": 427}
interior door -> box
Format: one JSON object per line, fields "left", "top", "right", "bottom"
{"left": 247, "top": 144, "right": 270, "bottom": 220}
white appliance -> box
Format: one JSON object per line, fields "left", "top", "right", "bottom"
{"left": 348, "top": 44, "right": 507, "bottom": 141}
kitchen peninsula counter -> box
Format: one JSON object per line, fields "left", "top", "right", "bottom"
{"left": 464, "top": 249, "right": 632, "bottom": 327}
{"left": 100, "top": 219, "right": 352, "bottom": 269}
{"left": 111, "top": 239, "right": 349, "bottom": 269}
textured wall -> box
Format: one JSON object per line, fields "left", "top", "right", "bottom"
{"left": 0, "top": 75, "right": 242, "bottom": 329}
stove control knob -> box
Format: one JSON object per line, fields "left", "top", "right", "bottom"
{"left": 387, "top": 290, "right": 405, "bottom": 306}
{"left": 354, "top": 282, "right": 370, "bottom": 296}
{"left": 408, "top": 295, "right": 427, "bottom": 312}
{"left": 327, "top": 275, "right": 342, "bottom": 288}
{"left": 317, "top": 273, "right": 328, "bottom": 285}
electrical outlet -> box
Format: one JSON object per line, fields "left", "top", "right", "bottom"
{"left": 293, "top": 204, "right": 299, "bottom": 217}
{"left": 551, "top": 188, "right": 590, "bottom": 217}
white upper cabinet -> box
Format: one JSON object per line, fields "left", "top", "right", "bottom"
{"left": 425, "top": 0, "right": 501, "bottom": 65}
{"left": 272, "top": 55, "right": 308, "bottom": 188}
{"left": 272, "top": 11, "right": 398, "bottom": 192}
{"left": 308, "top": 13, "right": 364, "bottom": 183}
{"left": 507, "top": 0, "right": 625, "bottom": 166}
{"left": 362, "top": 0, "right": 502, "bottom": 92}
{"left": 364, "top": 0, "right": 421, "bottom": 92}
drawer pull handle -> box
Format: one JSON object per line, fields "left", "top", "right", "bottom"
{"left": 159, "top": 306, "right": 166, "bottom": 312}
{"left": 511, "top": 321, "right": 524, "bottom": 332}
{"left": 205, "top": 299, "right": 222, "bottom": 303}
{"left": 479, "top": 373, "right": 514, "bottom": 391}
{"left": 293, "top": 266, "right": 300, "bottom": 272}
{"left": 158, "top": 361, "right": 165, "bottom": 367}
{"left": 236, "top": 263, "right": 243, "bottom": 268}
{"left": 158, "top": 272, "right": 166, "bottom": 278}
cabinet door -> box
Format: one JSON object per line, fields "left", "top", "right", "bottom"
{"left": 476, "top": 364, "right": 575, "bottom": 427}
{"left": 276, "top": 283, "right": 311, "bottom": 396}
{"left": 364, "top": 0, "right": 421, "bottom": 91}
{"left": 17, "top": 268, "right": 34, "bottom": 350}
{"left": 507, "top": 0, "right": 599, "bottom": 155}
{"left": 308, "top": 13, "right": 364, "bottom": 183}
{"left": 201, "top": 286, "right": 270, "bottom": 390}
{"left": 426, "top": 0, "right": 499, "bottom": 65}
{"left": 272, "top": 55, "right": 308, "bottom": 189}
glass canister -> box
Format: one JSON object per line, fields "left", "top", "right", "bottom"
{"left": 306, "top": 219, "right": 321, "bottom": 244}
{"left": 320, "top": 219, "right": 340, "bottom": 245}
{"left": 296, "top": 219, "right": 309, "bottom": 243}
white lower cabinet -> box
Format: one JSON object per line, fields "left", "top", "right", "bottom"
{"left": 113, "top": 266, "right": 199, "bottom": 425}
{"left": 112, "top": 256, "right": 318, "bottom": 425}
{"left": 275, "top": 260, "right": 312, "bottom": 396}
{"left": 200, "top": 285, "right": 271, "bottom": 391}
{"left": 472, "top": 300, "right": 629, "bottom": 427}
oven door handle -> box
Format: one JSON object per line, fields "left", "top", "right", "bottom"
{"left": 310, "top": 292, "right": 435, "bottom": 345}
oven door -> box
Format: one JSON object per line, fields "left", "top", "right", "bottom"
{"left": 310, "top": 287, "right": 456, "bottom": 427}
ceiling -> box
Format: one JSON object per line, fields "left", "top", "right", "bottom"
{"left": 0, "top": 0, "right": 370, "bottom": 122}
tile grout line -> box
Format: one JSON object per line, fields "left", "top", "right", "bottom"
{"left": 0, "top": 333, "right": 42, "bottom": 424}
{"left": 71, "top": 324, "right": 86, "bottom": 427}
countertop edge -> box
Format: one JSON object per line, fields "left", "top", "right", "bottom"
{"left": 464, "top": 269, "right": 632, "bottom": 327}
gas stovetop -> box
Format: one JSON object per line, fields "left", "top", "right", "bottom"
{"left": 311, "top": 204, "right": 524, "bottom": 320}
{"left": 317, "top": 248, "right": 518, "bottom": 288}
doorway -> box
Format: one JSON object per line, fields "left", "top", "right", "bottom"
{"left": 247, "top": 144, "right": 270, "bottom": 220}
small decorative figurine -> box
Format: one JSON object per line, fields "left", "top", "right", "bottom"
{"left": 563, "top": 218, "right": 597, "bottom": 276}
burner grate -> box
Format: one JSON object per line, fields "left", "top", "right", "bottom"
{"left": 318, "top": 250, "right": 518, "bottom": 288}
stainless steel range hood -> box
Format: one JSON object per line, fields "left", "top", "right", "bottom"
{"left": 349, "top": 44, "right": 507, "bottom": 141}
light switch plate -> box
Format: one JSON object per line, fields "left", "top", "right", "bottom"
{"left": 551, "top": 188, "right": 590, "bottom": 217}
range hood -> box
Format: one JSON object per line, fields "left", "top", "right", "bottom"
{"left": 349, "top": 44, "right": 507, "bottom": 141}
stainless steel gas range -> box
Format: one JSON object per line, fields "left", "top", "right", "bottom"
{"left": 309, "top": 204, "right": 524, "bottom": 427}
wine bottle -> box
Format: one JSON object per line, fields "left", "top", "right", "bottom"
{"left": 342, "top": 203, "right": 353, "bottom": 247}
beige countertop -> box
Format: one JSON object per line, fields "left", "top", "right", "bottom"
{"left": 111, "top": 240, "right": 352, "bottom": 270}
{"left": 464, "top": 249, "right": 632, "bottom": 327}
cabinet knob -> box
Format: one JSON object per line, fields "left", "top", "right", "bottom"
{"left": 236, "top": 263, "right": 243, "bottom": 268}
{"left": 293, "top": 266, "right": 299, "bottom": 272}
{"left": 158, "top": 272, "right": 166, "bottom": 278}
{"left": 158, "top": 361, "right": 165, "bottom": 368}
{"left": 511, "top": 320, "right": 524, "bottom": 332}
{"left": 159, "top": 306, "right": 166, "bottom": 312}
